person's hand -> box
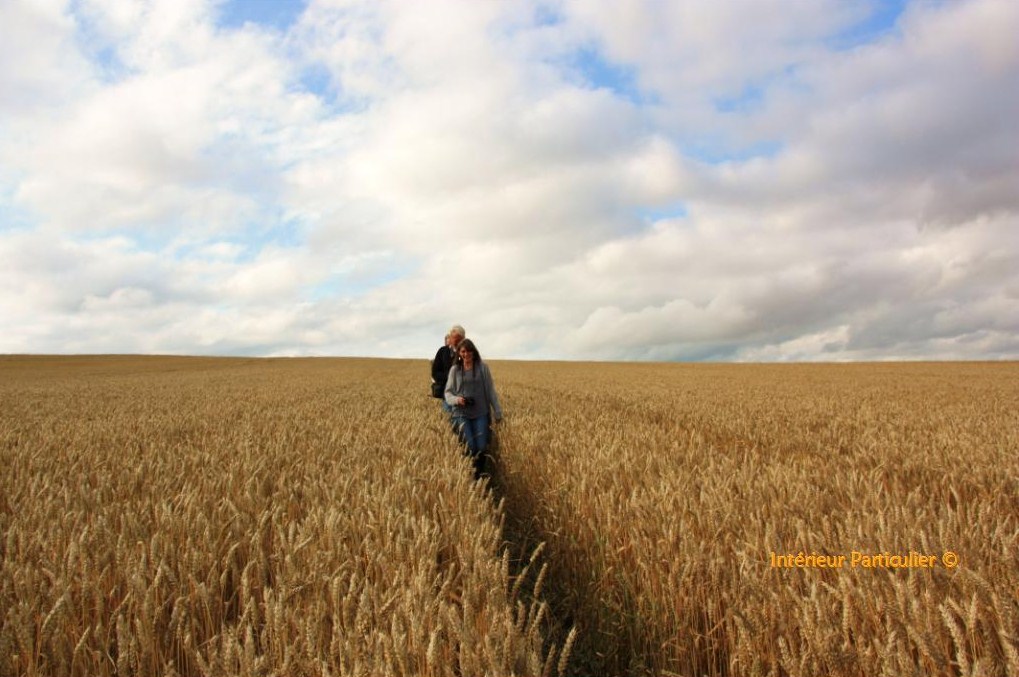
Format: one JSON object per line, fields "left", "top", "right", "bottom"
{"left": 457, "top": 397, "right": 466, "bottom": 406}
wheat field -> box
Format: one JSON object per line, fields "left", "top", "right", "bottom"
{"left": 2, "top": 356, "right": 1017, "bottom": 677}
{"left": 0, "top": 356, "right": 561, "bottom": 677}
{"left": 492, "top": 360, "right": 1019, "bottom": 677}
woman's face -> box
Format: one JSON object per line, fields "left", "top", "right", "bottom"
{"left": 459, "top": 347, "right": 473, "bottom": 366}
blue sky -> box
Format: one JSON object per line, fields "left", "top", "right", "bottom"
{"left": 217, "top": 0, "right": 308, "bottom": 32}
{"left": 0, "top": 0, "right": 1016, "bottom": 361}
{"left": 828, "top": 0, "right": 908, "bottom": 49}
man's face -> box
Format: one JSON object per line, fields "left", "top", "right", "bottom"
{"left": 450, "top": 333, "right": 463, "bottom": 348}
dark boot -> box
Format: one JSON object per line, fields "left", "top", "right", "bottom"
{"left": 472, "top": 451, "right": 487, "bottom": 480}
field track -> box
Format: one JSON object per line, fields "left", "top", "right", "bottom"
{"left": 2, "top": 356, "right": 1017, "bottom": 676}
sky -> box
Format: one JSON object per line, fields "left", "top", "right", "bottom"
{"left": 1, "top": 0, "right": 1017, "bottom": 362}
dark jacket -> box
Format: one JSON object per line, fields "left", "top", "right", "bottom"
{"left": 431, "top": 345, "right": 455, "bottom": 395}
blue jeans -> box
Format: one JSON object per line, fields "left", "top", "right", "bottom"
{"left": 454, "top": 414, "right": 489, "bottom": 455}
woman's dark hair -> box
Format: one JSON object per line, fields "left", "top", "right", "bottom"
{"left": 457, "top": 338, "right": 482, "bottom": 365}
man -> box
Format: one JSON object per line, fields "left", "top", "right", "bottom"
{"left": 431, "top": 325, "right": 465, "bottom": 412}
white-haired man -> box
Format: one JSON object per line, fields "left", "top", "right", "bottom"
{"left": 431, "top": 325, "right": 465, "bottom": 412}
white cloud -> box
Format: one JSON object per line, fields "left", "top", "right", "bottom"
{"left": 0, "top": 0, "right": 92, "bottom": 116}
{"left": 5, "top": 0, "right": 321, "bottom": 236}
{"left": 707, "top": 0, "right": 1019, "bottom": 227}
{"left": 0, "top": 0, "right": 1016, "bottom": 361}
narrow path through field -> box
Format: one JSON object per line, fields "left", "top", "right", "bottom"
{"left": 446, "top": 411, "right": 646, "bottom": 677}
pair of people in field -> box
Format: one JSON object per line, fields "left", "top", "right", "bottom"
{"left": 431, "top": 325, "right": 502, "bottom": 478}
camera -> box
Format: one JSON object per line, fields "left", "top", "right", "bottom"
{"left": 463, "top": 396, "right": 475, "bottom": 407}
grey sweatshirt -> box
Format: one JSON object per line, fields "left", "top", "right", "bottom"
{"left": 444, "top": 362, "right": 503, "bottom": 420}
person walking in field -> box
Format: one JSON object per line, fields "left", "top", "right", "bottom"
{"left": 431, "top": 325, "right": 465, "bottom": 412}
{"left": 444, "top": 338, "right": 502, "bottom": 479}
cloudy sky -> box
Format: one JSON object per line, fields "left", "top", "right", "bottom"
{"left": 1, "top": 0, "right": 1017, "bottom": 361}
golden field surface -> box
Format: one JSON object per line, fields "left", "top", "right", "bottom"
{"left": 2, "top": 356, "right": 1017, "bottom": 677}
{"left": 0, "top": 356, "right": 559, "bottom": 677}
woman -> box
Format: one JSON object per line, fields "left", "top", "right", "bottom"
{"left": 444, "top": 338, "right": 503, "bottom": 478}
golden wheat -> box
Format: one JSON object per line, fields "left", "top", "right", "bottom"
{"left": 3, "top": 357, "right": 1016, "bottom": 677}
{"left": 492, "top": 361, "right": 1019, "bottom": 676}
{"left": 0, "top": 356, "right": 557, "bottom": 677}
